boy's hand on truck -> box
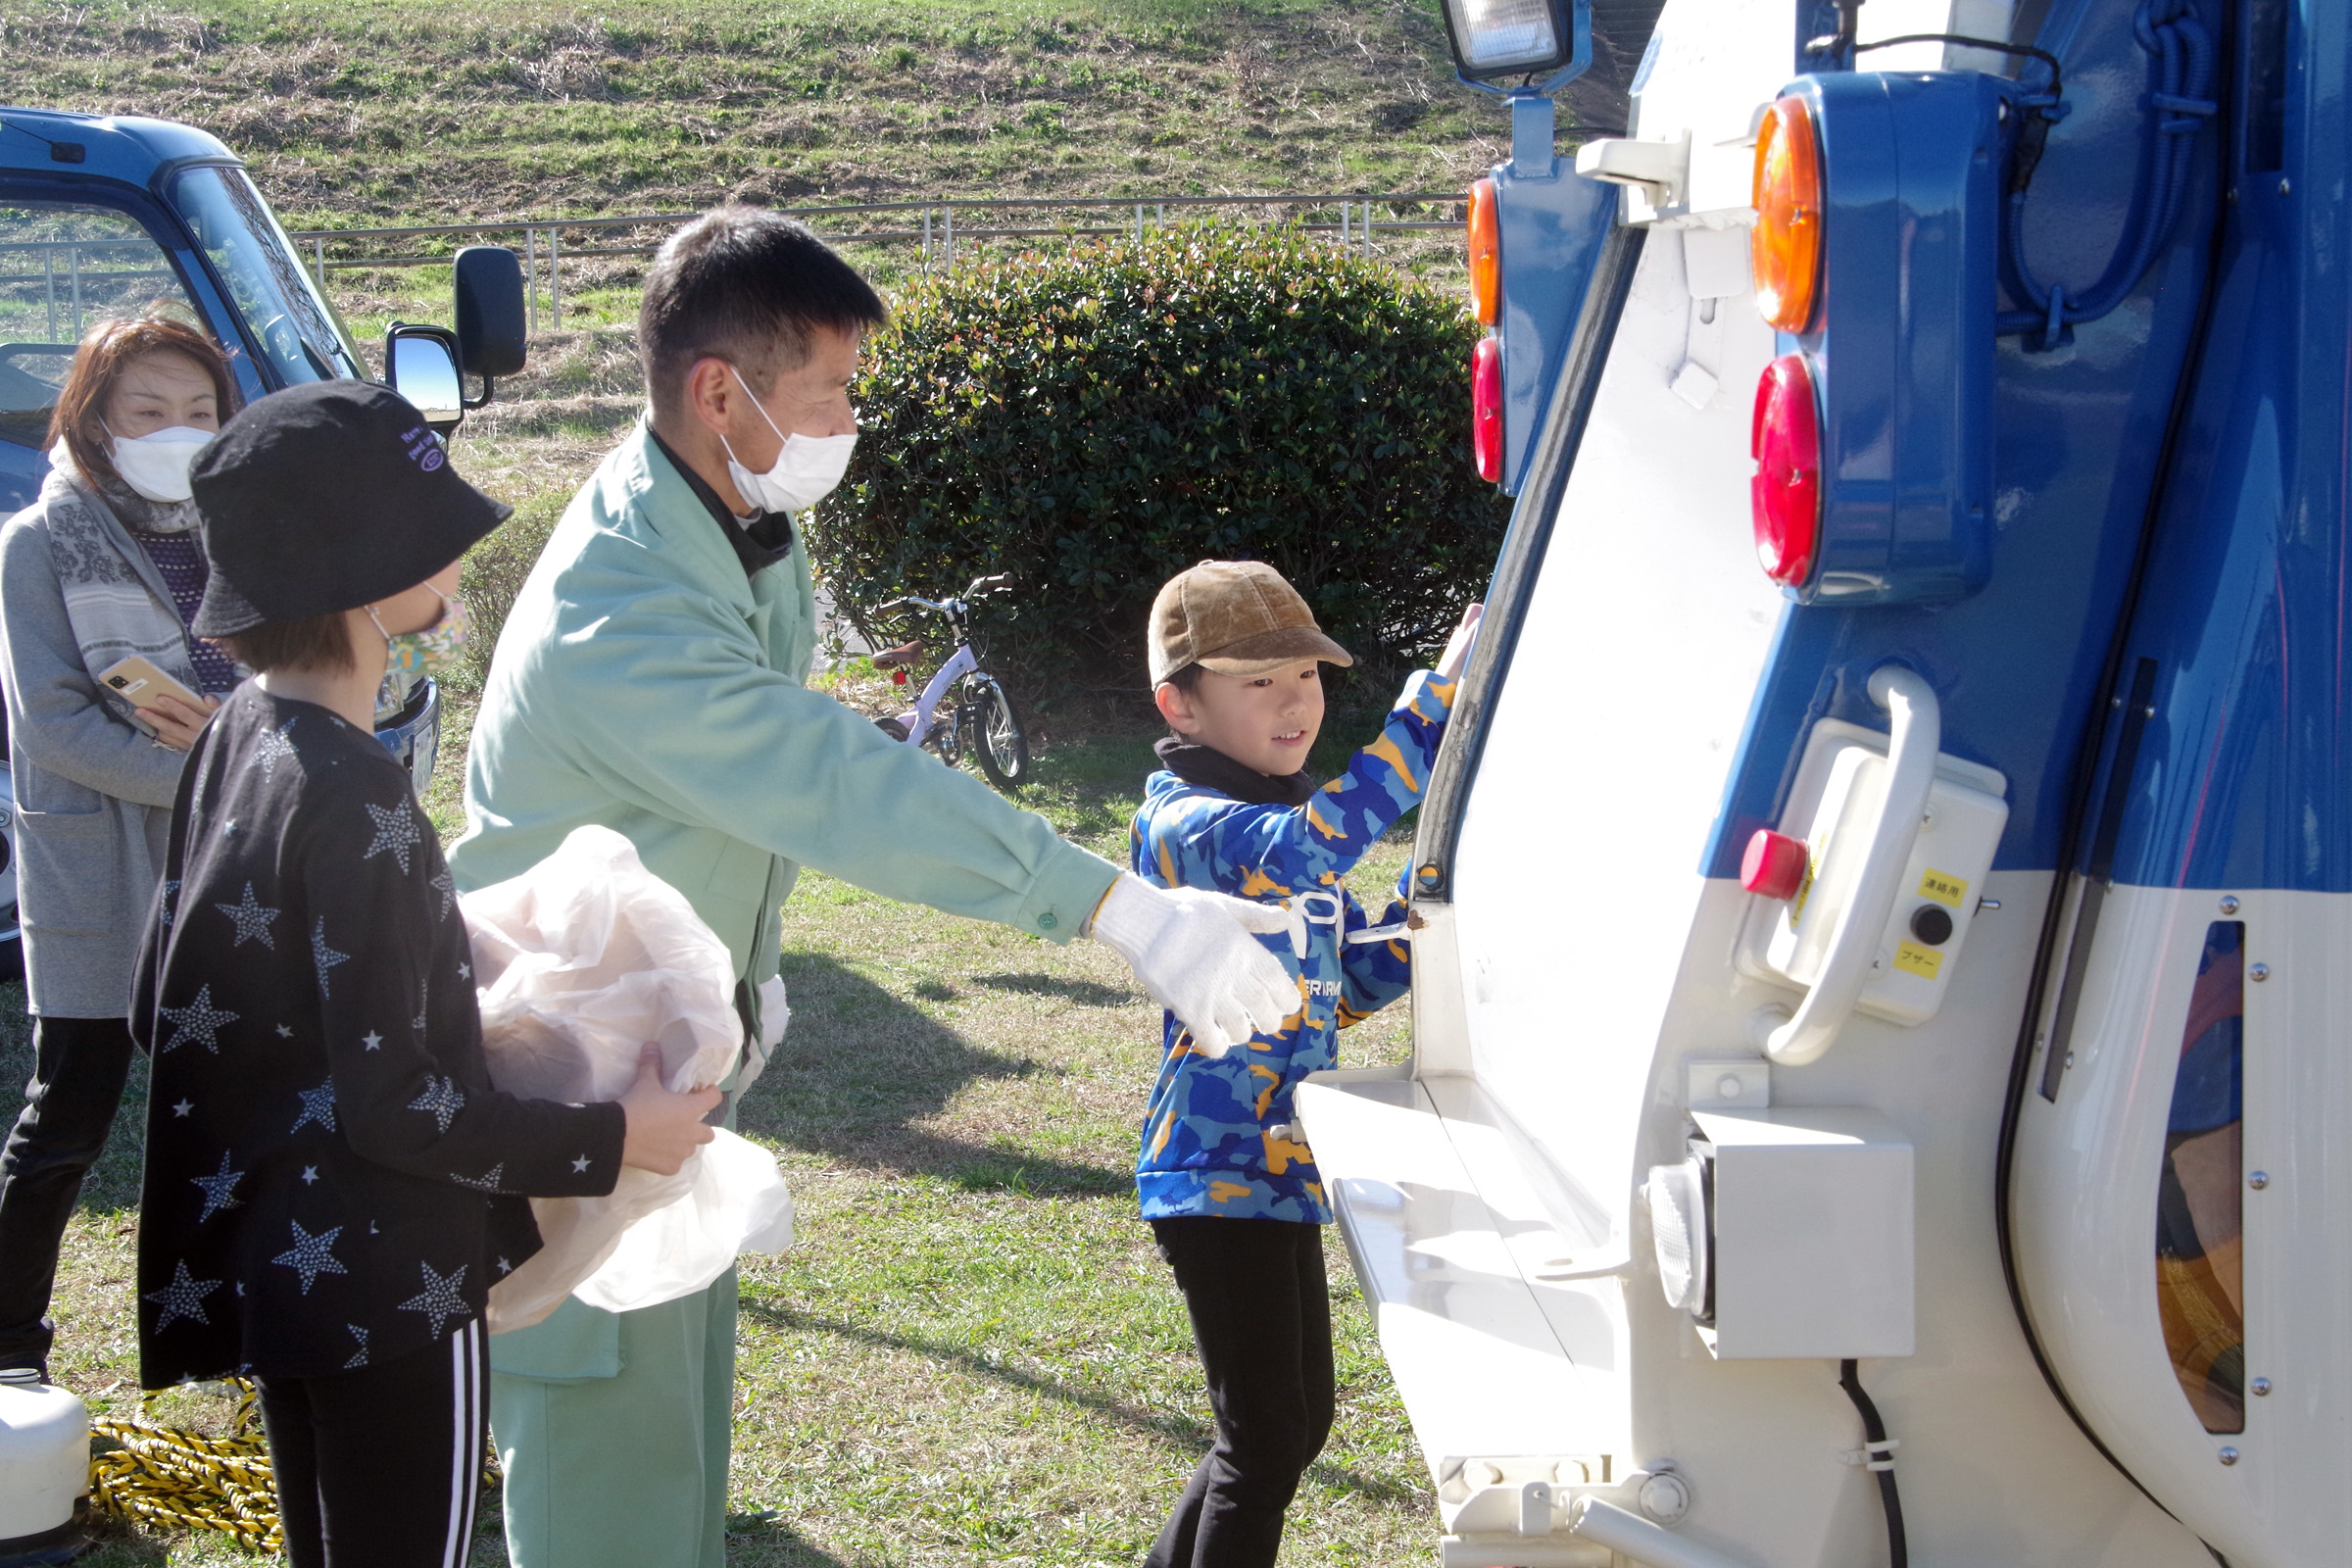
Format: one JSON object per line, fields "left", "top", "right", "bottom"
{"left": 1437, "top": 603, "right": 1485, "bottom": 683}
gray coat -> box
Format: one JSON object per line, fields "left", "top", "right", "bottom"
{"left": 0, "top": 483, "right": 188, "bottom": 1018}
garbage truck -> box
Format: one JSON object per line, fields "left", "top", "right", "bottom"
{"left": 1296, "top": 1, "right": 2339, "bottom": 1565}
{"left": 0, "top": 105, "right": 526, "bottom": 800}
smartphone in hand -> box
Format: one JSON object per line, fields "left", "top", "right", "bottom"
{"left": 97, "top": 655, "right": 205, "bottom": 737}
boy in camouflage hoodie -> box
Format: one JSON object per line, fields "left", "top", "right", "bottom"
{"left": 1130, "top": 561, "right": 1479, "bottom": 1568}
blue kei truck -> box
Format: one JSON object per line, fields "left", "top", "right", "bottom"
{"left": 1296, "top": 2, "right": 2349, "bottom": 1566}
{"left": 0, "top": 107, "right": 525, "bottom": 987}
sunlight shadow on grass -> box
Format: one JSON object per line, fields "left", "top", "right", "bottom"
{"left": 741, "top": 954, "right": 1130, "bottom": 1197}
{"left": 736, "top": 1298, "right": 1422, "bottom": 1506}
{"left": 966, "top": 971, "right": 1136, "bottom": 1007}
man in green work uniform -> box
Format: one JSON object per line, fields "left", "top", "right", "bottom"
{"left": 447, "top": 207, "right": 1298, "bottom": 1568}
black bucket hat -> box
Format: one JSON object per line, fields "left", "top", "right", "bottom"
{"left": 189, "top": 380, "right": 511, "bottom": 637}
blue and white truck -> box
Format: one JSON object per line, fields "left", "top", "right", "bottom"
{"left": 1299, "top": 2, "right": 2340, "bottom": 1565}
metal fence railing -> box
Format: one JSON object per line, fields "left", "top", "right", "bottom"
{"left": 286, "top": 191, "right": 1466, "bottom": 332}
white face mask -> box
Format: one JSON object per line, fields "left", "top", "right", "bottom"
{"left": 105, "top": 423, "right": 214, "bottom": 503}
{"left": 717, "top": 365, "right": 857, "bottom": 516}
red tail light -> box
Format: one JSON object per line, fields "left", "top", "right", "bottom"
{"left": 1472, "top": 334, "right": 1502, "bottom": 482}
{"left": 1750, "top": 353, "right": 1821, "bottom": 585}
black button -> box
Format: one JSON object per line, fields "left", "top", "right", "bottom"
{"left": 1910, "top": 904, "right": 1955, "bottom": 946}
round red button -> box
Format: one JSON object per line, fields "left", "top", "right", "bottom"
{"left": 1740, "top": 829, "right": 1808, "bottom": 901}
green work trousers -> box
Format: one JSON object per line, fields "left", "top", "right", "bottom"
{"left": 489, "top": 1269, "right": 738, "bottom": 1568}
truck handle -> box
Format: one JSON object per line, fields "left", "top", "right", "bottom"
{"left": 1764, "top": 664, "right": 1941, "bottom": 1067}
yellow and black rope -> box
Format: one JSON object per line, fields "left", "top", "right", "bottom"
{"left": 87, "top": 1380, "right": 281, "bottom": 1553}
{"left": 86, "top": 1379, "right": 500, "bottom": 1552}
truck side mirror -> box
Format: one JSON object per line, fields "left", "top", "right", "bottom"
{"left": 384, "top": 325, "right": 465, "bottom": 433}
{"left": 453, "top": 245, "right": 527, "bottom": 387}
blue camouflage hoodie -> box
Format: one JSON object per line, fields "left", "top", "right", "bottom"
{"left": 1129, "top": 668, "right": 1454, "bottom": 1223}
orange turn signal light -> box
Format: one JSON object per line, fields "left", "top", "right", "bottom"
{"left": 1751, "top": 96, "right": 1823, "bottom": 333}
{"left": 1468, "top": 177, "right": 1500, "bottom": 327}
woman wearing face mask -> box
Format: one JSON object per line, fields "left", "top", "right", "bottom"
{"left": 0, "top": 313, "right": 239, "bottom": 1382}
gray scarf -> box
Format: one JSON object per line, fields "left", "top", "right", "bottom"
{"left": 36, "top": 449, "right": 227, "bottom": 726}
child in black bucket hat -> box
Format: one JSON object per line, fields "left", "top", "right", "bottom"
{"left": 130, "top": 381, "right": 720, "bottom": 1568}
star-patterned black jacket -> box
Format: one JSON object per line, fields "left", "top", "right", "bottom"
{"left": 129, "top": 685, "right": 627, "bottom": 1387}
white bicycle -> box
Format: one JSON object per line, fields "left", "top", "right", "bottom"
{"left": 868, "top": 575, "right": 1032, "bottom": 791}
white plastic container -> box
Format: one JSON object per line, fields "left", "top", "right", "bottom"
{"left": 0, "top": 1375, "right": 87, "bottom": 1555}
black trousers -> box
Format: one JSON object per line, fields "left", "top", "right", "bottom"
{"left": 0, "top": 1014, "right": 136, "bottom": 1373}
{"left": 257, "top": 1320, "right": 487, "bottom": 1568}
{"left": 1146, "top": 1215, "right": 1336, "bottom": 1568}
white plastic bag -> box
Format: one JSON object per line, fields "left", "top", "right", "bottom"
{"left": 573, "top": 1127, "right": 795, "bottom": 1312}
{"left": 461, "top": 825, "right": 795, "bottom": 1334}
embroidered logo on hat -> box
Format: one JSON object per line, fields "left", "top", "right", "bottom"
{"left": 401, "top": 424, "right": 446, "bottom": 472}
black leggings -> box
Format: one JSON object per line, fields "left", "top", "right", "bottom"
{"left": 0, "top": 1014, "right": 135, "bottom": 1373}
{"left": 1146, "top": 1216, "right": 1336, "bottom": 1568}
{"left": 257, "top": 1320, "right": 487, "bottom": 1568}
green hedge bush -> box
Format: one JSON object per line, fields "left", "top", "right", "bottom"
{"left": 811, "top": 225, "right": 1506, "bottom": 691}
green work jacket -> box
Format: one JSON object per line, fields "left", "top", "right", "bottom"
{"left": 449, "top": 422, "right": 1118, "bottom": 1040}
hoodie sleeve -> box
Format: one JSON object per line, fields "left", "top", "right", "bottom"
{"left": 297, "top": 784, "right": 625, "bottom": 1199}
{"left": 1336, "top": 873, "right": 1415, "bottom": 1025}
{"left": 1142, "top": 668, "right": 1457, "bottom": 901}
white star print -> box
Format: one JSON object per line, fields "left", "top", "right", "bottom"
{"left": 494, "top": 1256, "right": 512, "bottom": 1275}
{"left": 144, "top": 1260, "right": 222, "bottom": 1330}
{"left": 276, "top": 1024, "right": 294, "bottom": 1039}
{"left": 300, "top": 1165, "right": 318, "bottom": 1185}
{"left": 214, "top": 883, "right": 280, "bottom": 949}
{"left": 344, "top": 1324, "right": 369, "bottom": 1369}
{"left": 270, "top": 1220, "right": 348, "bottom": 1294}
{"left": 362, "top": 800, "right": 421, "bottom": 874}
{"left": 171, "top": 1100, "right": 193, "bottom": 1118}
{"left": 412, "top": 977, "right": 428, "bottom": 1034}
{"left": 407, "top": 1075, "right": 466, "bottom": 1133}
{"left": 457, "top": 961, "right": 471, "bottom": 980}
{"left": 160, "top": 985, "right": 238, "bottom": 1055}
{"left": 430, "top": 869, "right": 456, "bottom": 920}
{"left": 250, "top": 716, "right": 299, "bottom": 778}
{"left": 362, "top": 1031, "right": 383, "bottom": 1052}
{"left": 452, "top": 1164, "right": 506, "bottom": 1192}
{"left": 396, "top": 1260, "right": 470, "bottom": 1339}
{"left": 570, "top": 1154, "right": 591, "bottom": 1174}
{"left": 161, "top": 878, "right": 181, "bottom": 928}
{"left": 291, "top": 1078, "right": 337, "bottom": 1135}
{"left": 312, "top": 918, "right": 349, "bottom": 999}
{"left": 190, "top": 1151, "right": 244, "bottom": 1221}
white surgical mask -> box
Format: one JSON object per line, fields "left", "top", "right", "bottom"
{"left": 717, "top": 365, "right": 857, "bottom": 516}
{"left": 105, "top": 423, "right": 214, "bottom": 503}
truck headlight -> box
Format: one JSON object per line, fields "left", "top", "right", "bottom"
{"left": 1441, "top": 0, "right": 1584, "bottom": 80}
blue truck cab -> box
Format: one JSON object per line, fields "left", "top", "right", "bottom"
{"left": 0, "top": 106, "right": 523, "bottom": 792}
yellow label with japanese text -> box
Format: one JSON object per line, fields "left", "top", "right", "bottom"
{"left": 1893, "top": 942, "right": 1943, "bottom": 980}
{"left": 1918, "top": 868, "right": 1969, "bottom": 907}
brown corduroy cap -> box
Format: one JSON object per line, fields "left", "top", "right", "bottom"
{"left": 1147, "top": 561, "right": 1353, "bottom": 686}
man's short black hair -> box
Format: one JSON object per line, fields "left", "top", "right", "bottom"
{"left": 638, "top": 205, "right": 889, "bottom": 418}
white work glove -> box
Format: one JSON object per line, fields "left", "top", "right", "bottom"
{"left": 1087, "top": 874, "right": 1298, "bottom": 1056}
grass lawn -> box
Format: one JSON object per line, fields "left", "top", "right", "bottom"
{"left": 19, "top": 678, "right": 1436, "bottom": 1565}
{"left": 0, "top": 0, "right": 1521, "bottom": 240}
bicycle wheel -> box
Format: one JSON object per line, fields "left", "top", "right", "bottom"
{"left": 968, "top": 675, "right": 1030, "bottom": 789}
